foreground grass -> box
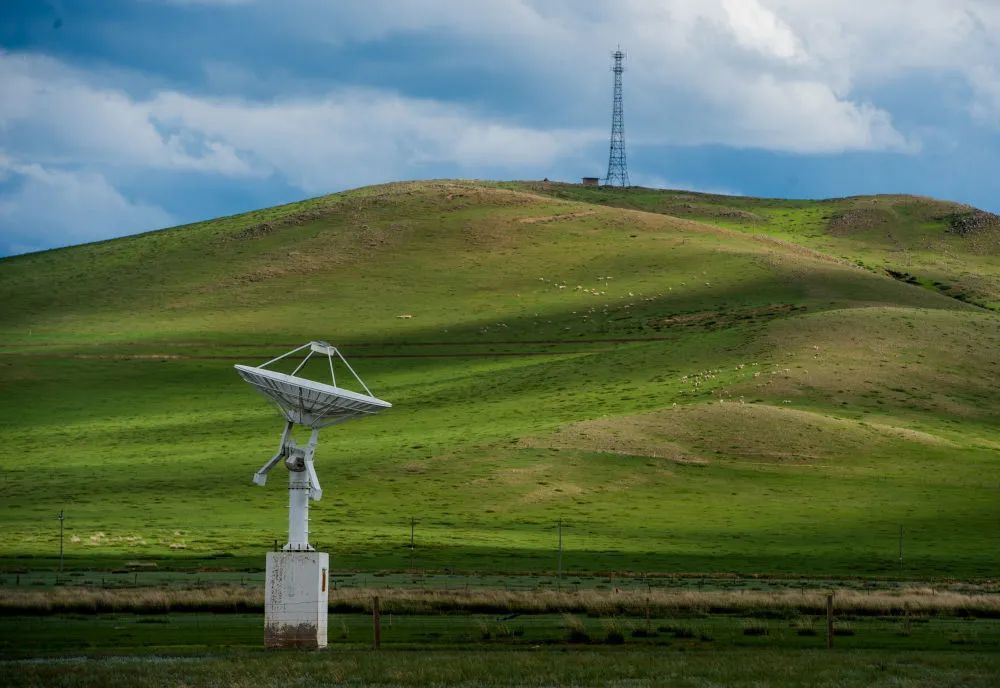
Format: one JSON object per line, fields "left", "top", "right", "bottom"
{"left": 2, "top": 648, "right": 999, "bottom": 688}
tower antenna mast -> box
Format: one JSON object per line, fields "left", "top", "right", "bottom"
{"left": 604, "top": 46, "right": 630, "bottom": 187}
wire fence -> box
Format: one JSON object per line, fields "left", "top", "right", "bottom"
{"left": 6, "top": 514, "right": 992, "bottom": 595}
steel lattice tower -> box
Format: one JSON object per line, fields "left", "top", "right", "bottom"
{"left": 603, "top": 48, "right": 630, "bottom": 187}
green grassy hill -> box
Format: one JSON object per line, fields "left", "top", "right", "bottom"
{"left": 516, "top": 182, "right": 1000, "bottom": 310}
{"left": 1, "top": 180, "right": 997, "bottom": 578}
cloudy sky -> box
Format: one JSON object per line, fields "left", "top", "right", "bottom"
{"left": 1, "top": 1, "right": 999, "bottom": 256}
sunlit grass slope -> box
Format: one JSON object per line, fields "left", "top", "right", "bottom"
{"left": 514, "top": 182, "right": 1000, "bottom": 310}
{"left": 0, "top": 180, "right": 997, "bottom": 578}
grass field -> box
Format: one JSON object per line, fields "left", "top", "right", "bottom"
{"left": 4, "top": 611, "right": 999, "bottom": 655}
{"left": 5, "top": 647, "right": 999, "bottom": 688}
{"left": 2, "top": 611, "right": 999, "bottom": 687}
{"left": 0, "top": 180, "right": 998, "bottom": 579}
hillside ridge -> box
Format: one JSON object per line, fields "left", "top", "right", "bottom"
{"left": 3, "top": 178, "right": 995, "bottom": 261}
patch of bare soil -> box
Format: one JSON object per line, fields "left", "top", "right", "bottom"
{"left": 437, "top": 184, "right": 544, "bottom": 210}
{"left": 231, "top": 265, "right": 288, "bottom": 284}
{"left": 517, "top": 211, "right": 597, "bottom": 224}
{"left": 650, "top": 303, "right": 799, "bottom": 330}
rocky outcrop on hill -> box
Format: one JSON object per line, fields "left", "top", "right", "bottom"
{"left": 944, "top": 209, "right": 1000, "bottom": 236}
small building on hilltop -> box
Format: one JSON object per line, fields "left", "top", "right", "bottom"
{"left": 581, "top": 177, "right": 600, "bottom": 187}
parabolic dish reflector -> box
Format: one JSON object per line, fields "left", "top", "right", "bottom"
{"left": 235, "top": 365, "right": 391, "bottom": 428}
{"left": 234, "top": 341, "right": 391, "bottom": 429}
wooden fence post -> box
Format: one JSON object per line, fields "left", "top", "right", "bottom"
{"left": 372, "top": 595, "right": 381, "bottom": 650}
{"left": 826, "top": 593, "right": 834, "bottom": 649}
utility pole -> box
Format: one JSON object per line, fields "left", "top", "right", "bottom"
{"left": 557, "top": 519, "right": 563, "bottom": 589}
{"left": 409, "top": 516, "right": 416, "bottom": 571}
{"left": 898, "top": 525, "right": 904, "bottom": 575}
{"left": 603, "top": 47, "right": 630, "bottom": 187}
{"left": 57, "top": 509, "right": 65, "bottom": 577}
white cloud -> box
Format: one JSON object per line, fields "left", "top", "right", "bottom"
{"left": 280, "top": 0, "right": 1000, "bottom": 153}
{"left": 62, "top": 0, "right": 1000, "bottom": 159}
{"left": 148, "top": 90, "right": 598, "bottom": 193}
{"left": 0, "top": 157, "right": 175, "bottom": 255}
{"left": 0, "top": 51, "right": 599, "bottom": 197}
{"left": 609, "top": 1, "right": 915, "bottom": 153}
{"left": 0, "top": 52, "right": 255, "bottom": 175}
{"left": 287, "top": 0, "right": 913, "bottom": 154}
{"left": 722, "top": 0, "right": 805, "bottom": 61}
{"left": 702, "top": 76, "right": 916, "bottom": 153}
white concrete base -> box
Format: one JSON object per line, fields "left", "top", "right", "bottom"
{"left": 264, "top": 551, "right": 329, "bottom": 649}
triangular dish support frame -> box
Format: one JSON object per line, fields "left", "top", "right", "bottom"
{"left": 258, "top": 340, "right": 376, "bottom": 398}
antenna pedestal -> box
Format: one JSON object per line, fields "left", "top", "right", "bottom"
{"left": 286, "top": 465, "right": 313, "bottom": 552}
{"left": 265, "top": 550, "right": 329, "bottom": 649}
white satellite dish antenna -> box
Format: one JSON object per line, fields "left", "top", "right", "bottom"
{"left": 235, "top": 340, "right": 391, "bottom": 552}
{"left": 235, "top": 340, "right": 392, "bottom": 649}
